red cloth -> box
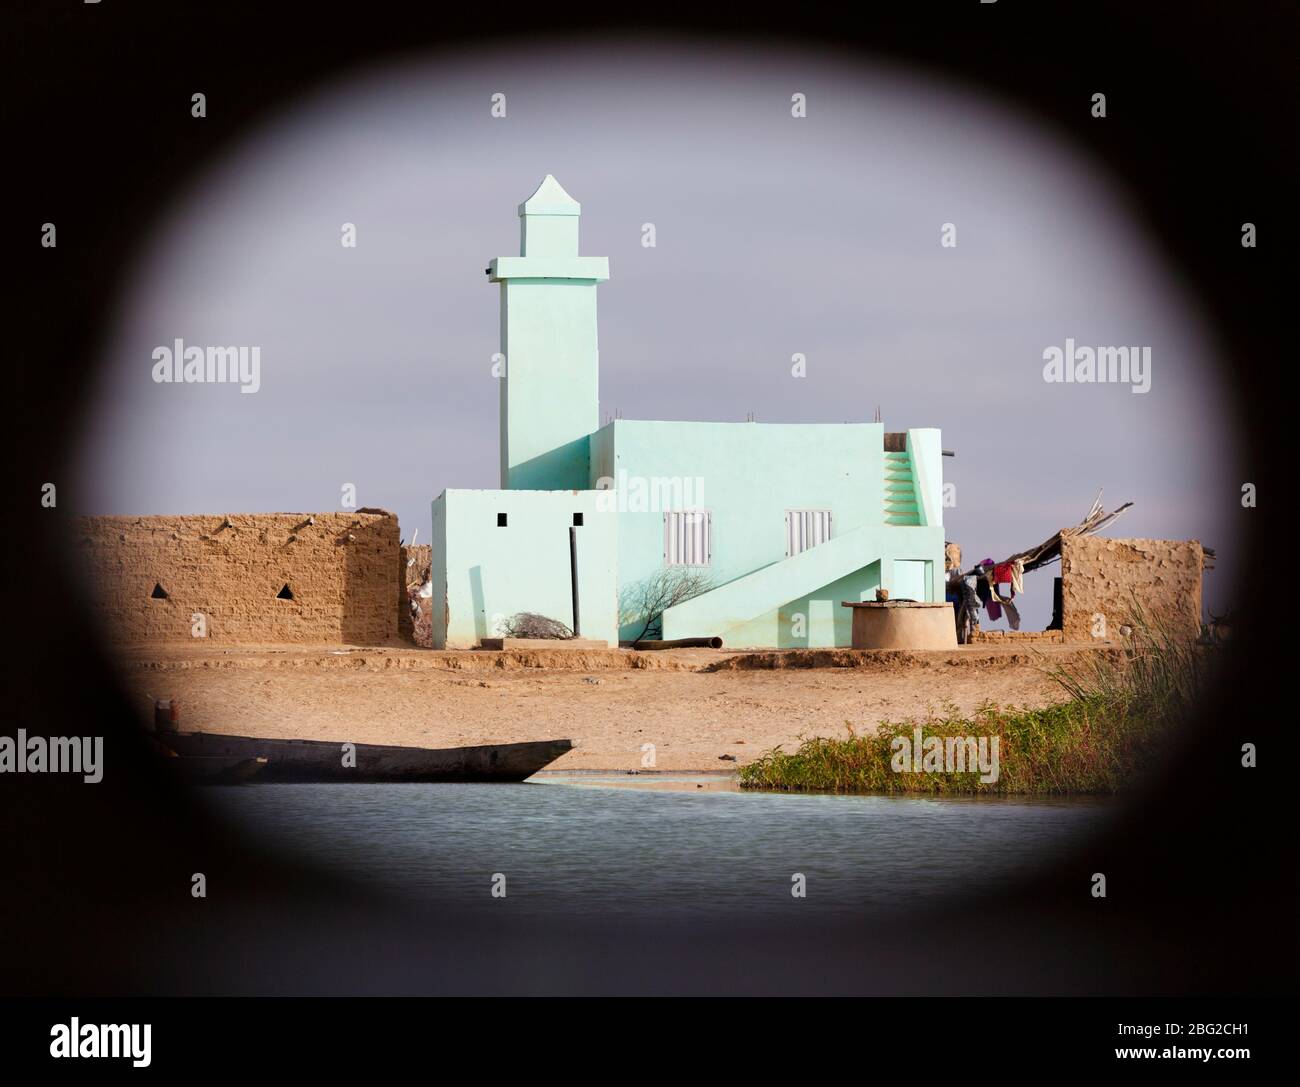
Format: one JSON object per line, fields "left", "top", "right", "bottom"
{"left": 993, "top": 562, "right": 1014, "bottom": 585}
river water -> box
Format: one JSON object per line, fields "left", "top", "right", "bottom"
{"left": 204, "top": 775, "right": 1116, "bottom": 920}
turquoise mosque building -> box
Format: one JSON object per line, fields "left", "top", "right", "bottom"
{"left": 430, "top": 177, "right": 946, "bottom": 649}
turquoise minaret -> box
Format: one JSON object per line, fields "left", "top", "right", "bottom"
{"left": 488, "top": 176, "right": 610, "bottom": 489}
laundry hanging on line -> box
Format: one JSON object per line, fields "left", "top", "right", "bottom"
{"left": 973, "top": 556, "right": 1023, "bottom": 626}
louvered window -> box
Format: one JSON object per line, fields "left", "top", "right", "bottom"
{"left": 786, "top": 509, "right": 832, "bottom": 557}
{"left": 664, "top": 510, "right": 712, "bottom": 566}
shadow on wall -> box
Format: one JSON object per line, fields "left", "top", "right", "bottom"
{"left": 504, "top": 435, "right": 592, "bottom": 490}
{"left": 341, "top": 510, "right": 404, "bottom": 645}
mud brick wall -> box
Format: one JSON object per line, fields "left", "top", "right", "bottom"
{"left": 71, "top": 511, "right": 400, "bottom": 644}
{"left": 399, "top": 544, "right": 432, "bottom": 647}
{"left": 970, "top": 629, "right": 1064, "bottom": 644}
{"left": 1060, "top": 536, "right": 1203, "bottom": 642}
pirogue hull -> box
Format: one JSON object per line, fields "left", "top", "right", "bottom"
{"left": 157, "top": 732, "right": 573, "bottom": 783}
{"left": 164, "top": 754, "right": 269, "bottom": 784}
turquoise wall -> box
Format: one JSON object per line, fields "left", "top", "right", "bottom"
{"left": 719, "top": 561, "right": 883, "bottom": 648}
{"left": 585, "top": 420, "right": 945, "bottom": 646}
{"left": 908, "top": 428, "right": 944, "bottom": 527}
{"left": 496, "top": 280, "right": 601, "bottom": 489}
{"left": 660, "top": 522, "right": 944, "bottom": 646}
{"left": 491, "top": 175, "right": 608, "bottom": 491}
{"left": 430, "top": 492, "right": 448, "bottom": 648}
{"left": 592, "top": 419, "right": 885, "bottom": 582}
{"left": 431, "top": 488, "right": 618, "bottom": 648}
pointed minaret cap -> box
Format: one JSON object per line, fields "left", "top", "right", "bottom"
{"left": 518, "top": 174, "right": 580, "bottom": 217}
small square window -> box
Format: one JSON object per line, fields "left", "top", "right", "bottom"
{"left": 497, "top": 512, "right": 507, "bottom": 527}
{"left": 573, "top": 512, "right": 584, "bottom": 526}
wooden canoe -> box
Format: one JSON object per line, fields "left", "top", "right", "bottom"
{"left": 164, "top": 754, "right": 269, "bottom": 784}
{"left": 155, "top": 731, "right": 573, "bottom": 783}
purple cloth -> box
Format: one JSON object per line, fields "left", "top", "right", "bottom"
{"left": 978, "top": 559, "right": 1001, "bottom": 619}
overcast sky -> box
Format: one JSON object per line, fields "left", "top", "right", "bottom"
{"left": 72, "top": 38, "right": 1238, "bottom": 630}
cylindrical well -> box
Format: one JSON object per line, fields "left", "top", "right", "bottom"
{"left": 844, "top": 602, "right": 957, "bottom": 650}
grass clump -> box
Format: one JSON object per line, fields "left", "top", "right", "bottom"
{"left": 738, "top": 605, "right": 1206, "bottom": 795}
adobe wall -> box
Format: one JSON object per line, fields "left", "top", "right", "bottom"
{"left": 71, "top": 511, "right": 401, "bottom": 645}
{"left": 1060, "top": 536, "right": 1203, "bottom": 642}
{"left": 969, "top": 630, "right": 1064, "bottom": 644}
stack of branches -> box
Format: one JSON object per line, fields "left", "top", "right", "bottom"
{"left": 963, "top": 491, "right": 1133, "bottom": 577}
{"left": 498, "top": 613, "right": 574, "bottom": 640}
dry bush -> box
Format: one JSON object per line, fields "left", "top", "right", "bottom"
{"left": 499, "top": 612, "right": 574, "bottom": 640}
{"left": 619, "top": 568, "right": 716, "bottom": 642}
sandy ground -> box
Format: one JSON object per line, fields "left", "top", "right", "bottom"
{"left": 115, "top": 642, "right": 1109, "bottom": 771}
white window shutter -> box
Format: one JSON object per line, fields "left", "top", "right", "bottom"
{"left": 786, "top": 510, "right": 831, "bottom": 556}
{"left": 664, "top": 511, "right": 711, "bottom": 566}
